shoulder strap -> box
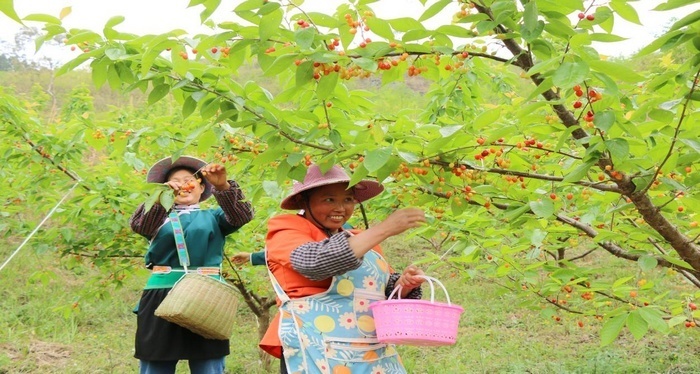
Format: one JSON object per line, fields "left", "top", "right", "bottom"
{"left": 264, "top": 248, "right": 290, "bottom": 304}
{"left": 168, "top": 212, "right": 190, "bottom": 269}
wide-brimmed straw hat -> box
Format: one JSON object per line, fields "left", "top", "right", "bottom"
{"left": 280, "top": 164, "right": 384, "bottom": 210}
{"left": 147, "top": 156, "right": 212, "bottom": 201}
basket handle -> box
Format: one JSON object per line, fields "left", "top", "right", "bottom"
{"left": 386, "top": 275, "right": 451, "bottom": 305}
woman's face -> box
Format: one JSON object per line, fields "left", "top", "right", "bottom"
{"left": 168, "top": 169, "right": 204, "bottom": 205}
{"left": 304, "top": 183, "right": 356, "bottom": 233}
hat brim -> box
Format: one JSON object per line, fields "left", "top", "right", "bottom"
{"left": 147, "top": 156, "right": 213, "bottom": 202}
{"left": 280, "top": 179, "right": 383, "bottom": 210}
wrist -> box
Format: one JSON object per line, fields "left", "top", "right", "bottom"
{"left": 213, "top": 182, "right": 230, "bottom": 191}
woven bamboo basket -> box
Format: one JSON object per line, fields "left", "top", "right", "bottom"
{"left": 155, "top": 273, "right": 239, "bottom": 340}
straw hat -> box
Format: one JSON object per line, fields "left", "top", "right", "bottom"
{"left": 280, "top": 164, "right": 384, "bottom": 210}
{"left": 147, "top": 156, "right": 212, "bottom": 201}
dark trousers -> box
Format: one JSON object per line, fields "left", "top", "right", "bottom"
{"left": 280, "top": 355, "right": 288, "bottom": 374}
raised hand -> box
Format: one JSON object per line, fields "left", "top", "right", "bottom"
{"left": 231, "top": 252, "right": 251, "bottom": 265}
{"left": 201, "top": 163, "right": 230, "bottom": 190}
{"left": 379, "top": 207, "right": 426, "bottom": 237}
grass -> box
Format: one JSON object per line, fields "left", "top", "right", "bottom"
{"left": 1, "top": 237, "right": 700, "bottom": 374}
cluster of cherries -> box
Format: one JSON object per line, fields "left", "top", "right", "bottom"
{"left": 178, "top": 177, "right": 203, "bottom": 196}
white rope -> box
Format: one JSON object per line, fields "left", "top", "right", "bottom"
{"left": 0, "top": 182, "right": 80, "bottom": 273}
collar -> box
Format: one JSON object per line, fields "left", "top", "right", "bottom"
{"left": 174, "top": 204, "right": 200, "bottom": 211}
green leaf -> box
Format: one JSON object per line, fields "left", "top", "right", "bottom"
{"left": 526, "top": 77, "right": 554, "bottom": 101}
{"left": 182, "top": 96, "right": 197, "bottom": 118}
{"left": 234, "top": 0, "right": 264, "bottom": 12}
{"left": 638, "top": 307, "right": 670, "bottom": 334}
{"left": 264, "top": 53, "right": 296, "bottom": 76}
{"left": 521, "top": 20, "right": 545, "bottom": 43}
{"left": 604, "top": 138, "right": 629, "bottom": 160}
{"left": 638, "top": 255, "right": 658, "bottom": 272}
{"left": 296, "top": 60, "right": 314, "bottom": 87}
{"left": 103, "top": 16, "right": 126, "bottom": 38}
{"left": 435, "top": 25, "right": 473, "bottom": 38}
{"left": 529, "top": 229, "right": 547, "bottom": 247}
{"left": 660, "top": 254, "right": 694, "bottom": 270}
{"left": 473, "top": 108, "right": 501, "bottom": 129}
{"left": 654, "top": 0, "right": 700, "bottom": 11}
{"left": 503, "top": 204, "right": 531, "bottom": 222}
{"left": 398, "top": 151, "right": 419, "bottom": 163}
{"left": 365, "top": 17, "right": 395, "bottom": 40}
{"left": 257, "top": 0, "right": 279, "bottom": 15}
{"left": 23, "top": 14, "right": 61, "bottom": 23}
{"left": 402, "top": 29, "right": 433, "bottom": 42}
{"left": 316, "top": 73, "right": 338, "bottom": 101}
{"left": 610, "top": 0, "right": 641, "bottom": 25}
{"left": 589, "top": 33, "right": 627, "bottom": 43}
{"left": 388, "top": 17, "right": 425, "bottom": 32}
{"left": 354, "top": 57, "right": 378, "bottom": 72}
{"left": 596, "top": 6, "right": 615, "bottom": 34}
{"left": 521, "top": 1, "right": 544, "bottom": 42}
{"left": 144, "top": 189, "right": 163, "bottom": 213}
{"left": 529, "top": 199, "right": 554, "bottom": 218}
{"left": 197, "top": 130, "right": 218, "bottom": 154}
{"left": 669, "top": 10, "right": 700, "bottom": 32}
{"left": 259, "top": 8, "right": 283, "bottom": 41}
{"left": 148, "top": 84, "right": 171, "bottom": 105}
{"left": 681, "top": 139, "right": 700, "bottom": 155}
{"left": 348, "top": 163, "right": 370, "bottom": 188}
{"left": 526, "top": 56, "right": 561, "bottom": 77}
{"left": 65, "top": 30, "right": 102, "bottom": 45}
{"left": 200, "top": 97, "right": 220, "bottom": 119}
{"left": 0, "top": 0, "right": 22, "bottom": 23}
{"left": 90, "top": 58, "right": 109, "bottom": 89}
{"left": 419, "top": 0, "right": 451, "bottom": 21}
{"left": 593, "top": 110, "right": 616, "bottom": 132}
{"left": 105, "top": 45, "right": 126, "bottom": 60}
{"left": 306, "top": 12, "right": 337, "bottom": 28}
{"left": 626, "top": 310, "right": 649, "bottom": 340}
{"left": 588, "top": 60, "right": 644, "bottom": 82}
{"left": 543, "top": 18, "right": 576, "bottom": 39}
{"left": 552, "top": 61, "right": 590, "bottom": 89}
{"left": 159, "top": 190, "right": 175, "bottom": 210}
{"left": 562, "top": 161, "right": 596, "bottom": 183}
{"left": 637, "top": 29, "right": 682, "bottom": 56}
{"left": 364, "top": 147, "right": 392, "bottom": 172}
{"left": 600, "top": 313, "right": 628, "bottom": 346}
{"left": 295, "top": 27, "right": 315, "bottom": 50}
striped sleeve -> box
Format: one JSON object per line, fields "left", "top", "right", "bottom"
{"left": 129, "top": 203, "right": 168, "bottom": 239}
{"left": 386, "top": 273, "right": 423, "bottom": 300}
{"left": 289, "top": 231, "right": 363, "bottom": 281}
{"left": 213, "top": 180, "right": 254, "bottom": 227}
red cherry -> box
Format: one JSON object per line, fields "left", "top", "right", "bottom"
{"left": 578, "top": 13, "right": 585, "bottom": 19}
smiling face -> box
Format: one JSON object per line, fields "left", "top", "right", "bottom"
{"left": 303, "top": 183, "right": 356, "bottom": 233}
{"left": 168, "top": 168, "right": 205, "bottom": 205}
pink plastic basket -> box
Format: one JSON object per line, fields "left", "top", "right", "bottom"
{"left": 370, "top": 275, "right": 463, "bottom": 346}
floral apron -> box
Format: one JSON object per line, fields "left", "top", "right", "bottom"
{"left": 268, "top": 250, "right": 406, "bottom": 374}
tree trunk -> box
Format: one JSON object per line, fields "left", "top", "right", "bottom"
{"left": 257, "top": 309, "right": 273, "bottom": 372}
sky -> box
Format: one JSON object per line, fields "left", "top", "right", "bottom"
{"left": 0, "top": 0, "right": 698, "bottom": 64}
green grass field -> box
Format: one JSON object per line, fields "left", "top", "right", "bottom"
{"left": 1, "top": 236, "right": 699, "bottom": 374}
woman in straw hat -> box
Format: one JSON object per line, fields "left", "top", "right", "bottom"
{"left": 129, "top": 155, "right": 253, "bottom": 374}
{"left": 260, "top": 164, "right": 426, "bottom": 374}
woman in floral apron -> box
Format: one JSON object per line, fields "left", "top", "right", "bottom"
{"left": 260, "top": 164, "right": 427, "bottom": 374}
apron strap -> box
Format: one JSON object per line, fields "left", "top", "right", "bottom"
{"left": 169, "top": 212, "right": 190, "bottom": 270}
{"left": 265, "top": 248, "right": 290, "bottom": 304}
